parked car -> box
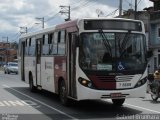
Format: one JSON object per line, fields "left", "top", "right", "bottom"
{"left": 4, "top": 62, "right": 18, "bottom": 74}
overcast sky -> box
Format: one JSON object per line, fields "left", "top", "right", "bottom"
{"left": 0, "top": 0, "right": 153, "bottom": 42}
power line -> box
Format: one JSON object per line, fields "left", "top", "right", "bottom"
{"left": 45, "top": 12, "right": 59, "bottom": 22}
{"left": 6, "top": 0, "right": 104, "bottom": 41}
{"left": 105, "top": 9, "right": 119, "bottom": 17}
{"left": 70, "top": 0, "right": 87, "bottom": 6}
{"left": 71, "top": 0, "right": 96, "bottom": 11}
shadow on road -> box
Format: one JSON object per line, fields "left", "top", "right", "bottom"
{"left": 4, "top": 87, "right": 143, "bottom": 120}
{"left": 142, "top": 99, "right": 160, "bottom": 104}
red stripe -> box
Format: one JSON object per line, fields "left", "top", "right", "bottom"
{"left": 89, "top": 75, "right": 116, "bottom": 89}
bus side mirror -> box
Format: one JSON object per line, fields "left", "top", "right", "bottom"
{"left": 147, "top": 50, "right": 153, "bottom": 58}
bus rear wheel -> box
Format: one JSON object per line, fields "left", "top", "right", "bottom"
{"left": 29, "top": 74, "right": 36, "bottom": 92}
{"left": 59, "top": 80, "right": 69, "bottom": 106}
{"left": 112, "top": 98, "right": 125, "bottom": 106}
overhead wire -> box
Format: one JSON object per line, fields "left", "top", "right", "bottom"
{"left": 9, "top": 0, "right": 93, "bottom": 40}
{"left": 9, "top": 0, "right": 124, "bottom": 42}
{"left": 105, "top": 8, "right": 119, "bottom": 17}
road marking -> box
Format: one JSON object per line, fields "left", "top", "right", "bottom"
{"left": 2, "top": 84, "right": 78, "bottom": 120}
{"left": 124, "top": 103, "right": 160, "bottom": 114}
{"left": 0, "top": 100, "right": 40, "bottom": 108}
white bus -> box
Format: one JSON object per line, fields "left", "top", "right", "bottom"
{"left": 18, "top": 18, "right": 148, "bottom": 106}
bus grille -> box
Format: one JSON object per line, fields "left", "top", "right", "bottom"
{"left": 96, "top": 75, "right": 115, "bottom": 82}
{"left": 116, "top": 75, "right": 134, "bottom": 82}
{"left": 89, "top": 75, "right": 116, "bottom": 90}
{"left": 89, "top": 75, "right": 134, "bottom": 90}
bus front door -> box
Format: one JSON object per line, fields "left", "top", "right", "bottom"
{"left": 68, "top": 33, "right": 77, "bottom": 98}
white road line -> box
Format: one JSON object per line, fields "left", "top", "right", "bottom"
{"left": 2, "top": 84, "right": 78, "bottom": 120}
{"left": 124, "top": 103, "right": 160, "bottom": 114}
{"left": 104, "top": 99, "right": 160, "bottom": 114}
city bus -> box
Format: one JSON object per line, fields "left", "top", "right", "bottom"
{"left": 18, "top": 18, "right": 148, "bottom": 106}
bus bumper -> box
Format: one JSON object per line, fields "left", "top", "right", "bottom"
{"left": 76, "top": 83, "right": 147, "bottom": 100}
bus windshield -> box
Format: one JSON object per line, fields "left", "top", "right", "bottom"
{"left": 79, "top": 32, "right": 147, "bottom": 72}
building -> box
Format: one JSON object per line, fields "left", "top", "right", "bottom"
{"left": 147, "top": 0, "right": 160, "bottom": 73}
{"left": 0, "top": 42, "right": 17, "bottom": 66}
{"left": 120, "top": 9, "right": 150, "bottom": 49}
{"left": 119, "top": 8, "right": 156, "bottom": 72}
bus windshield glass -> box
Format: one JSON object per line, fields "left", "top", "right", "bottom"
{"left": 79, "top": 32, "right": 146, "bottom": 72}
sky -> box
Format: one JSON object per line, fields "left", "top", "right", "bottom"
{"left": 0, "top": 0, "right": 153, "bottom": 42}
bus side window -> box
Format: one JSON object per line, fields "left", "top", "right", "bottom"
{"left": 42, "top": 34, "right": 49, "bottom": 55}
{"left": 50, "top": 32, "right": 58, "bottom": 55}
{"left": 28, "top": 37, "right": 36, "bottom": 56}
{"left": 49, "top": 33, "right": 54, "bottom": 55}
{"left": 58, "top": 30, "right": 66, "bottom": 55}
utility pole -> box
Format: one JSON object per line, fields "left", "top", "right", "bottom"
{"left": 134, "top": 0, "right": 137, "bottom": 19}
{"left": 20, "top": 27, "right": 27, "bottom": 34}
{"left": 119, "top": 0, "right": 123, "bottom": 17}
{"left": 59, "top": 5, "right": 70, "bottom": 21}
{"left": 35, "top": 17, "right": 44, "bottom": 29}
{"left": 2, "top": 36, "right": 8, "bottom": 43}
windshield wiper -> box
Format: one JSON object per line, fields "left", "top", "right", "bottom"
{"left": 119, "top": 30, "right": 131, "bottom": 57}
{"left": 98, "top": 29, "right": 112, "bottom": 57}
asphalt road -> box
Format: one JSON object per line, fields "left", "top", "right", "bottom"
{"left": 0, "top": 71, "right": 160, "bottom": 120}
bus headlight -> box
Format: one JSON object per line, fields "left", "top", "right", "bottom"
{"left": 78, "top": 77, "right": 93, "bottom": 88}
{"left": 134, "top": 77, "right": 147, "bottom": 88}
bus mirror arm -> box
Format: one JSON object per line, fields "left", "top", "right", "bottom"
{"left": 75, "top": 35, "right": 80, "bottom": 47}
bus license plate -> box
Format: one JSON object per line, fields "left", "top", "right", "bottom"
{"left": 110, "top": 93, "right": 122, "bottom": 98}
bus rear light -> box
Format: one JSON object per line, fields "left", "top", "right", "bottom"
{"left": 78, "top": 77, "right": 93, "bottom": 88}
{"left": 134, "top": 77, "right": 147, "bottom": 88}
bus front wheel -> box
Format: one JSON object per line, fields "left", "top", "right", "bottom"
{"left": 59, "top": 80, "right": 69, "bottom": 106}
{"left": 112, "top": 98, "right": 125, "bottom": 106}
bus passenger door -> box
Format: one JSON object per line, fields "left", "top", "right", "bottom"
{"left": 68, "top": 33, "right": 77, "bottom": 98}
{"left": 36, "top": 39, "right": 42, "bottom": 86}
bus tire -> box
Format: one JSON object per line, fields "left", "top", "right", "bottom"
{"left": 59, "top": 80, "right": 69, "bottom": 106}
{"left": 29, "top": 74, "right": 36, "bottom": 92}
{"left": 112, "top": 98, "right": 125, "bottom": 106}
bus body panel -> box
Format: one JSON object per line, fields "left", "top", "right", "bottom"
{"left": 41, "top": 57, "right": 55, "bottom": 92}
{"left": 25, "top": 57, "right": 36, "bottom": 85}
{"left": 54, "top": 56, "right": 67, "bottom": 94}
